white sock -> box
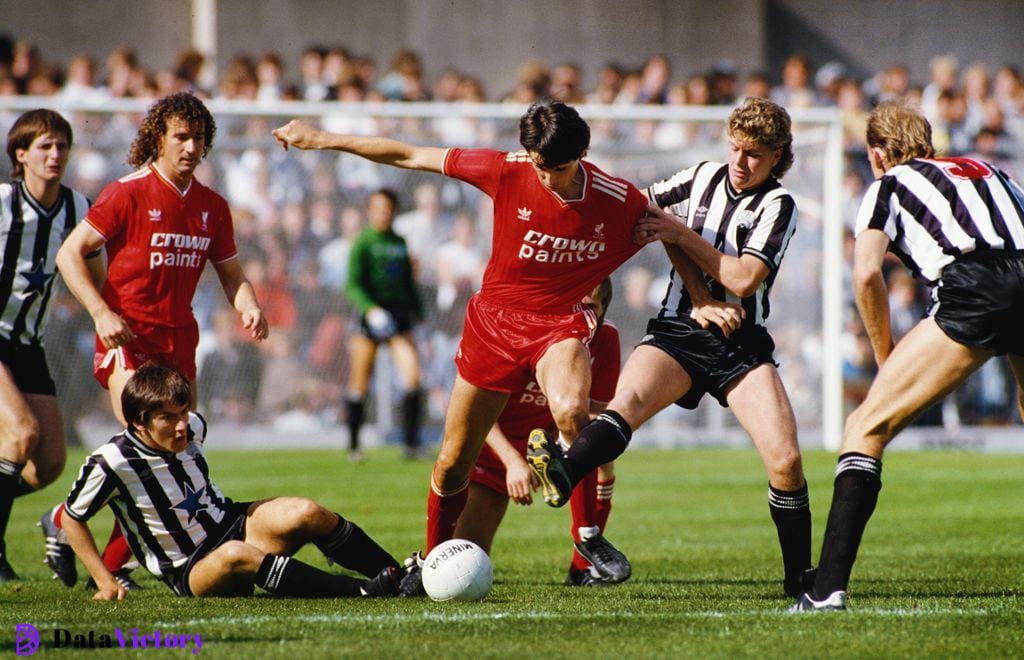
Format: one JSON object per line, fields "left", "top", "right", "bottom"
{"left": 578, "top": 525, "right": 600, "bottom": 541}
{"left": 557, "top": 432, "right": 572, "bottom": 452}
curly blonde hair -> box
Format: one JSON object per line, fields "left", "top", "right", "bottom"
{"left": 866, "top": 100, "right": 934, "bottom": 166}
{"left": 728, "top": 97, "right": 794, "bottom": 178}
{"left": 127, "top": 92, "right": 215, "bottom": 168}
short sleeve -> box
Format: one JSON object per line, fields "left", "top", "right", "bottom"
{"left": 854, "top": 177, "right": 899, "bottom": 241}
{"left": 64, "top": 454, "right": 119, "bottom": 522}
{"left": 83, "top": 181, "right": 130, "bottom": 241}
{"left": 208, "top": 198, "right": 238, "bottom": 264}
{"left": 645, "top": 163, "right": 702, "bottom": 210}
{"left": 442, "top": 148, "right": 506, "bottom": 198}
{"left": 741, "top": 193, "right": 798, "bottom": 273}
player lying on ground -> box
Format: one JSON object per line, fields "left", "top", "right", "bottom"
{"left": 527, "top": 98, "right": 815, "bottom": 598}
{"left": 43, "top": 92, "right": 268, "bottom": 592}
{"left": 61, "top": 363, "right": 401, "bottom": 600}
{"left": 792, "top": 101, "right": 1024, "bottom": 611}
{"left": 0, "top": 109, "right": 98, "bottom": 581}
{"left": 454, "top": 280, "right": 629, "bottom": 587}
{"left": 273, "top": 99, "right": 650, "bottom": 595}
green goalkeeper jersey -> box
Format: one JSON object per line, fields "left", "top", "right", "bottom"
{"left": 345, "top": 226, "right": 423, "bottom": 318}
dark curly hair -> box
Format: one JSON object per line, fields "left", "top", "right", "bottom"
{"left": 127, "top": 92, "right": 216, "bottom": 168}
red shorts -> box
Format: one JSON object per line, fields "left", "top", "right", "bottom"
{"left": 455, "top": 294, "right": 597, "bottom": 393}
{"left": 469, "top": 439, "right": 530, "bottom": 497}
{"left": 93, "top": 318, "right": 200, "bottom": 387}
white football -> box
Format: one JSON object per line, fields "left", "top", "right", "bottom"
{"left": 421, "top": 539, "right": 493, "bottom": 601}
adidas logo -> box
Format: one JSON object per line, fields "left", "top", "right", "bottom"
{"left": 148, "top": 209, "right": 162, "bottom": 221}
{"left": 517, "top": 207, "right": 532, "bottom": 221}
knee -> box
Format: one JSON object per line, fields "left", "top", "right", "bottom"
{"left": 217, "top": 541, "right": 262, "bottom": 573}
{"left": 432, "top": 451, "right": 472, "bottom": 492}
{"left": 765, "top": 446, "right": 804, "bottom": 484}
{"left": 548, "top": 394, "right": 589, "bottom": 435}
{"left": 286, "top": 498, "right": 328, "bottom": 529}
{"left": 3, "top": 414, "right": 40, "bottom": 458}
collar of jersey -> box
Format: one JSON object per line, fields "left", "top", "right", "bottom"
{"left": 18, "top": 180, "right": 66, "bottom": 218}
{"left": 122, "top": 428, "right": 187, "bottom": 457}
{"left": 545, "top": 162, "right": 588, "bottom": 206}
{"left": 724, "top": 175, "right": 777, "bottom": 201}
{"left": 148, "top": 163, "right": 193, "bottom": 198}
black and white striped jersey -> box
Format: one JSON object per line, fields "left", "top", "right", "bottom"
{"left": 0, "top": 181, "right": 90, "bottom": 345}
{"left": 63, "top": 413, "right": 235, "bottom": 579}
{"left": 855, "top": 157, "right": 1024, "bottom": 285}
{"left": 645, "top": 162, "right": 798, "bottom": 327}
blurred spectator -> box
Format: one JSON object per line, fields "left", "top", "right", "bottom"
{"left": 256, "top": 50, "right": 284, "bottom": 102}
{"left": 588, "top": 63, "right": 624, "bottom": 104}
{"left": 710, "top": 60, "right": 739, "bottom": 105}
{"left": 377, "top": 49, "right": 427, "bottom": 101}
{"left": 814, "top": 61, "right": 846, "bottom": 105}
{"left": 61, "top": 55, "right": 106, "bottom": 102}
{"left": 742, "top": 71, "right": 771, "bottom": 99}
{"left": 319, "top": 203, "right": 363, "bottom": 290}
{"left": 104, "top": 46, "right": 137, "bottom": 98}
{"left": 435, "top": 212, "right": 484, "bottom": 312}
{"left": 393, "top": 182, "right": 449, "bottom": 278}
{"left": 198, "top": 309, "right": 262, "bottom": 424}
{"left": 550, "top": 62, "right": 584, "bottom": 103}
{"left": 219, "top": 55, "right": 258, "bottom": 100}
{"left": 771, "top": 53, "right": 816, "bottom": 107}
{"left": 300, "top": 46, "right": 329, "bottom": 101}
{"left": 637, "top": 55, "right": 671, "bottom": 104}
{"left": 921, "top": 54, "right": 959, "bottom": 122}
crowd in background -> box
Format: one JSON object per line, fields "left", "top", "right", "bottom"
{"left": 2, "top": 33, "right": 1022, "bottom": 443}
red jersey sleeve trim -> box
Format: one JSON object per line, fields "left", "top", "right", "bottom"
{"left": 441, "top": 148, "right": 454, "bottom": 176}
{"left": 82, "top": 218, "right": 110, "bottom": 242}
{"left": 210, "top": 252, "right": 239, "bottom": 265}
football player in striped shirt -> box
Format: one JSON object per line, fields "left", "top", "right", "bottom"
{"left": 274, "top": 100, "right": 649, "bottom": 595}
{"left": 528, "top": 98, "right": 814, "bottom": 599}
{"left": 0, "top": 109, "right": 98, "bottom": 581}
{"left": 793, "top": 101, "right": 1024, "bottom": 611}
{"left": 62, "top": 363, "right": 402, "bottom": 600}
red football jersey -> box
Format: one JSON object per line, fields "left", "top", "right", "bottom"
{"left": 443, "top": 149, "right": 646, "bottom": 313}
{"left": 476, "top": 322, "right": 621, "bottom": 470}
{"left": 85, "top": 165, "right": 238, "bottom": 327}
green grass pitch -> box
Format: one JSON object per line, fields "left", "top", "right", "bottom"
{"left": 2, "top": 447, "right": 1022, "bottom": 657}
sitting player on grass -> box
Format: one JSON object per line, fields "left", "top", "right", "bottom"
{"left": 453, "top": 280, "right": 629, "bottom": 587}
{"left": 61, "top": 363, "right": 401, "bottom": 600}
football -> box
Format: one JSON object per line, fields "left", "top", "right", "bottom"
{"left": 421, "top": 539, "right": 493, "bottom": 601}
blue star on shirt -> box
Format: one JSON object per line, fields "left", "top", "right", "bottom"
{"left": 172, "top": 484, "right": 207, "bottom": 523}
{"left": 21, "top": 260, "right": 51, "bottom": 297}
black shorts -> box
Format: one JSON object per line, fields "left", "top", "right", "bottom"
{"left": 933, "top": 252, "right": 1024, "bottom": 356}
{"left": 165, "top": 501, "right": 252, "bottom": 597}
{"left": 640, "top": 316, "right": 778, "bottom": 409}
{"left": 358, "top": 309, "right": 415, "bottom": 343}
{"left": 0, "top": 338, "right": 55, "bottom": 395}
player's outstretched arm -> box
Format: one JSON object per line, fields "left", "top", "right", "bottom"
{"left": 272, "top": 120, "right": 447, "bottom": 173}
{"left": 62, "top": 514, "right": 127, "bottom": 601}
{"left": 853, "top": 229, "right": 894, "bottom": 366}
{"left": 484, "top": 425, "right": 538, "bottom": 506}
{"left": 637, "top": 205, "right": 769, "bottom": 298}
{"left": 212, "top": 258, "right": 268, "bottom": 342}
{"left": 56, "top": 223, "right": 136, "bottom": 349}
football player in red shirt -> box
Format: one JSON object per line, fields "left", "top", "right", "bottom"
{"left": 274, "top": 100, "right": 647, "bottom": 593}
{"left": 454, "top": 279, "right": 629, "bottom": 586}
{"left": 43, "top": 93, "right": 268, "bottom": 590}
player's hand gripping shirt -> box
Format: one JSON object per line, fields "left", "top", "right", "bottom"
{"left": 85, "top": 165, "right": 238, "bottom": 327}
{"left": 443, "top": 149, "right": 647, "bottom": 313}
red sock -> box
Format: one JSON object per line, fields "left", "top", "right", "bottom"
{"left": 569, "top": 470, "right": 599, "bottom": 571}
{"left": 101, "top": 520, "right": 133, "bottom": 572}
{"left": 52, "top": 503, "right": 65, "bottom": 528}
{"left": 595, "top": 477, "right": 615, "bottom": 532}
{"left": 425, "top": 480, "right": 469, "bottom": 554}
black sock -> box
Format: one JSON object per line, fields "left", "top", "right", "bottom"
{"left": 315, "top": 514, "right": 400, "bottom": 577}
{"left": 400, "top": 389, "right": 423, "bottom": 449}
{"left": 345, "top": 397, "right": 366, "bottom": 451}
{"left": 0, "top": 463, "right": 27, "bottom": 553}
{"left": 768, "top": 483, "right": 812, "bottom": 586}
{"left": 563, "top": 411, "right": 632, "bottom": 486}
{"left": 813, "top": 452, "right": 883, "bottom": 598}
{"left": 255, "top": 554, "right": 364, "bottom": 597}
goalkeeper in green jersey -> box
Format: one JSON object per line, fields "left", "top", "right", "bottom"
{"left": 344, "top": 188, "right": 425, "bottom": 461}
